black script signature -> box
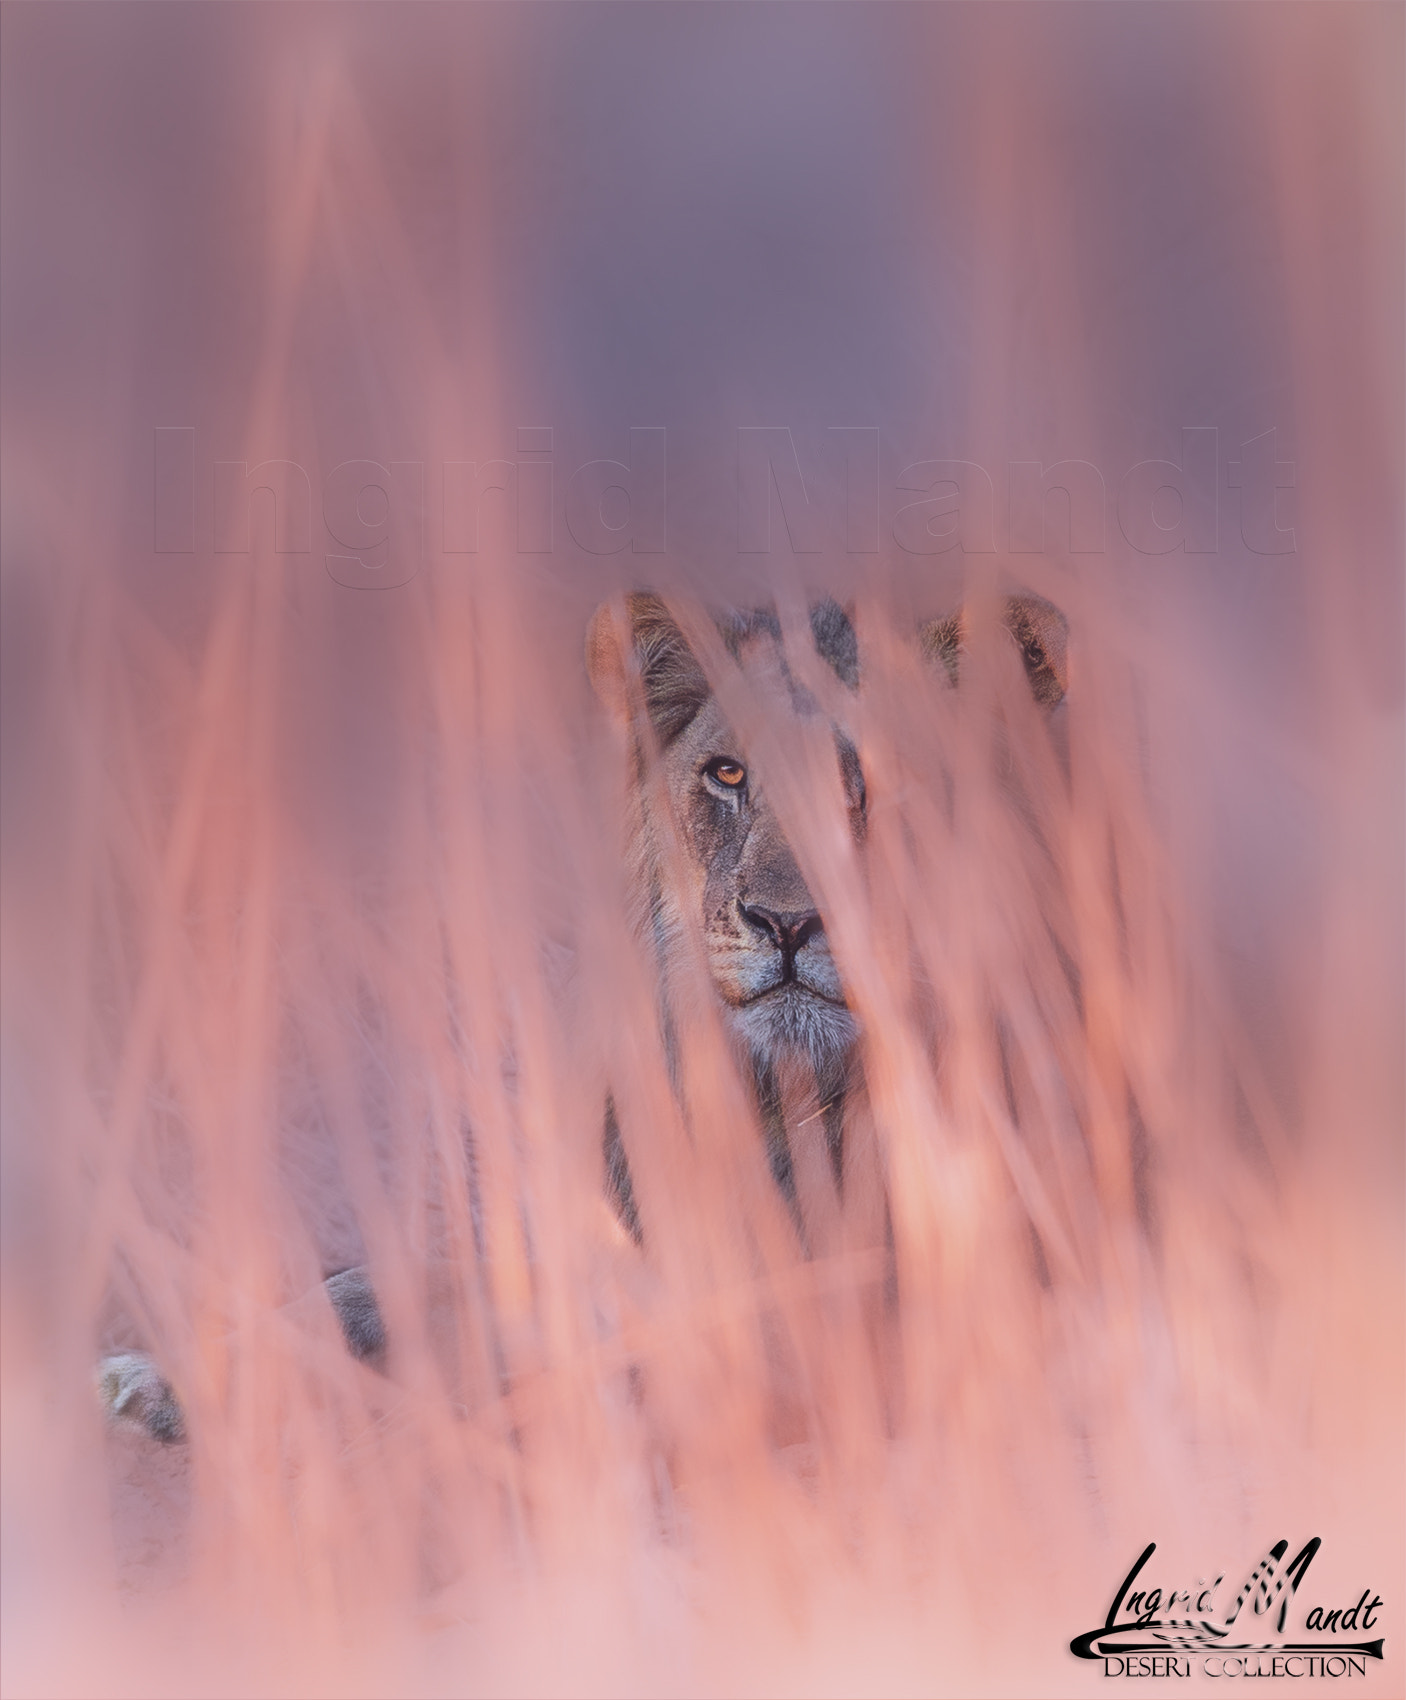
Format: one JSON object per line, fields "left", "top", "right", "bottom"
{"left": 1070, "top": 1540, "right": 1384, "bottom": 1661}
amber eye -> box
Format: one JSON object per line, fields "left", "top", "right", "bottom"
{"left": 706, "top": 757, "right": 747, "bottom": 789}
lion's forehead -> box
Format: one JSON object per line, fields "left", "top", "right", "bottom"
{"left": 668, "top": 645, "right": 824, "bottom": 767}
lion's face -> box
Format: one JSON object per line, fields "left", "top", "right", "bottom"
{"left": 651, "top": 638, "right": 863, "bottom": 1071}
{"left": 587, "top": 591, "right": 1066, "bottom": 1077}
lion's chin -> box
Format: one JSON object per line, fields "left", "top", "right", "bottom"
{"left": 729, "top": 983, "right": 859, "bottom": 1069}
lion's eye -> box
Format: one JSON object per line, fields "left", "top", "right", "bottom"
{"left": 706, "top": 758, "right": 747, "bottom": 789}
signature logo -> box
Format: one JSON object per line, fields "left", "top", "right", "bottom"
{"left": 1071, "top": 1540, "right": 1384, "bottom": 1678}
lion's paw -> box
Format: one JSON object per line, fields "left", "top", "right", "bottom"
{"left": 98, "top": 1352, "right": 187, "bottom": 1445}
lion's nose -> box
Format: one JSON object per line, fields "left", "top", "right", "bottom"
{"left": 738, "top": 902, "right": 825, "bottom": 965}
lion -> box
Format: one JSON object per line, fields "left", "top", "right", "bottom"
{"left": 98, "top": 588, "right": 1068, "bottom": 1442}
{"left": 585, "top": 590, "right": 1068, "bottom": 1242}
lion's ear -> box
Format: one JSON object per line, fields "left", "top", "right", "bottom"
{"left": 1004, "top": 593, "right": 1068, "bottom": 708}
{"left": 918, "top": 594, "right": 1068, "bottom": 708}
{"left": 586, "top": 593, "right": 711, "bottom": 743}
{"left": 586, "top": 600, "right": 632, "bottom": 723}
